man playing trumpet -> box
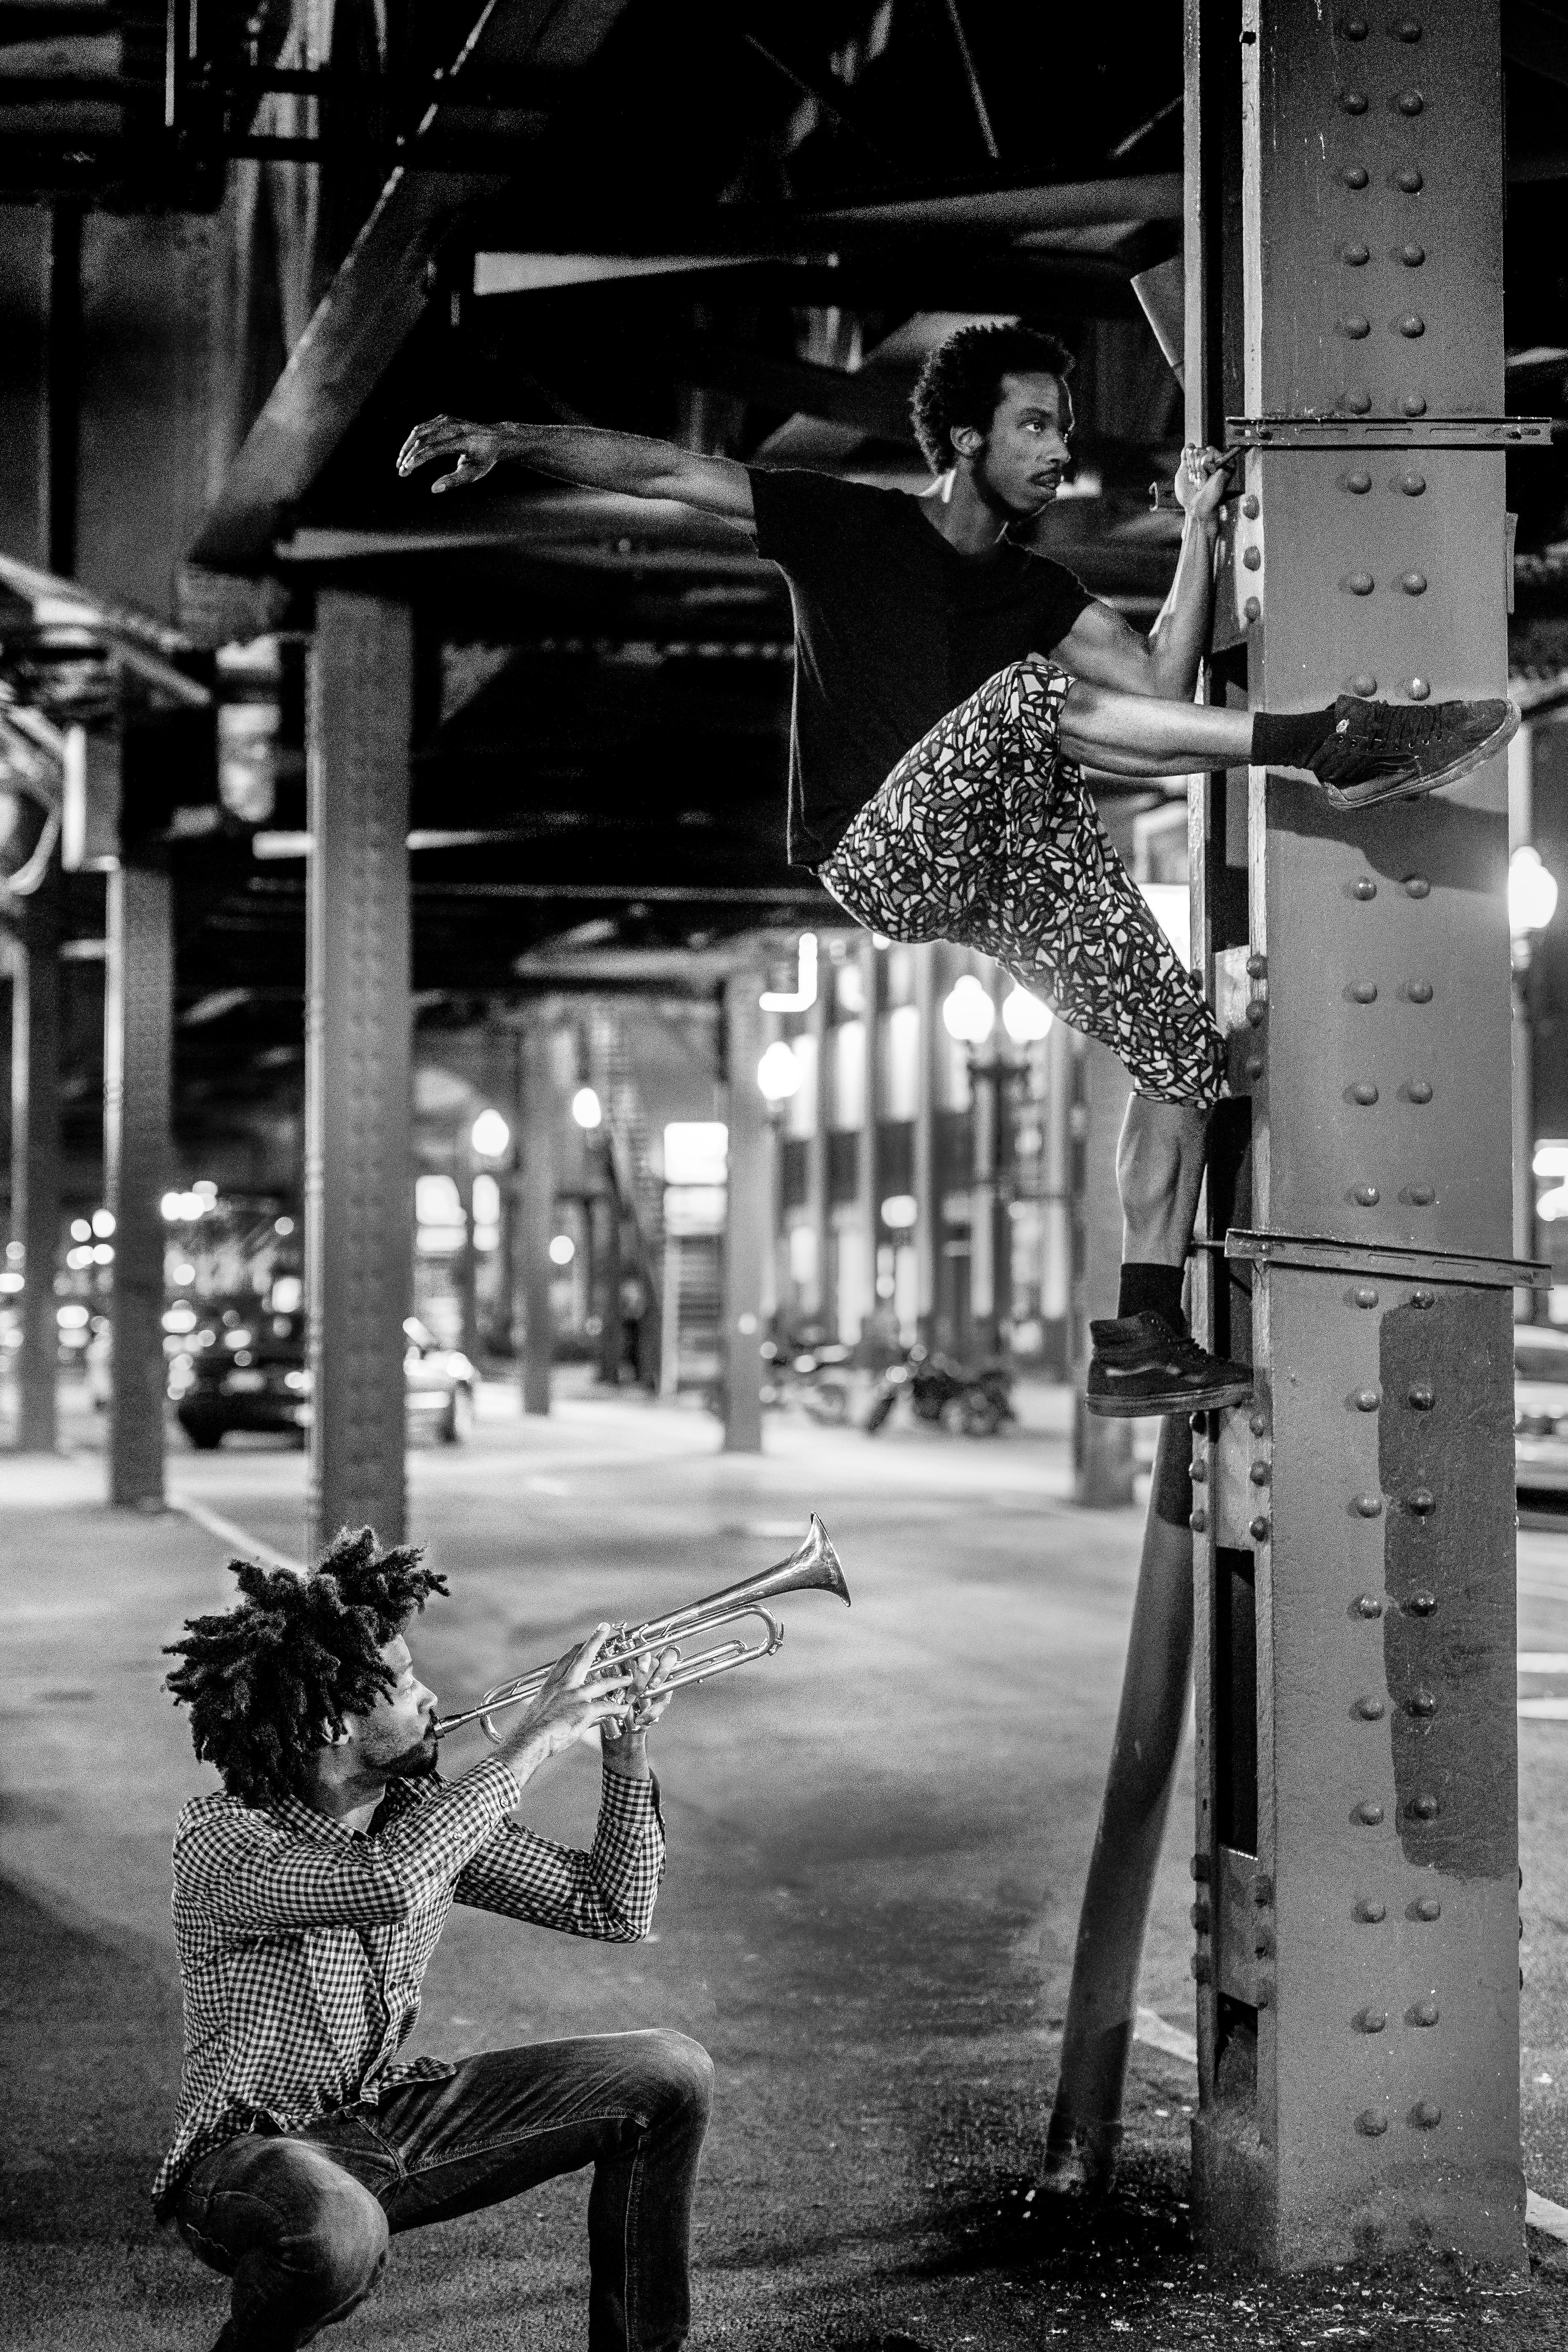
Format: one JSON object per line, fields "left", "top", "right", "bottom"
{"left": 156, "top": 1527, "right": 711, "bottom": 2352}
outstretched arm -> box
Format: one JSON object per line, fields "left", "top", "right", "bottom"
{"left": 396, "top": 415, "right": 755, "bottom": 528}
{"left": 1049, "top": 444, "right": 1233, "bottom": 700}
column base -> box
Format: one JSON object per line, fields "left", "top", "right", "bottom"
{"left": 1040, "top": 2110, "right": 1123, "bottom": 2197}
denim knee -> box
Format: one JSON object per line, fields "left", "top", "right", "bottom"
{"left": 637, "top": 2029, "right": 715, "bottom": 2127}
{"left": 281, "top": 2161, "right": 389, "bottom": 2305}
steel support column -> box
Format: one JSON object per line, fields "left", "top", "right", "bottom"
{"left": 517, "top": 1023, "right": 554, "bottom": 1417}
{"left": 723, "top": 970, "right": 765, "bottom": 1452}
{"left": 10, "top": 860, "right": 62, "bottom": 1451}
{"left": 1073, "top": 1038, "right": 1136, "bottom": 1508}
{"left": 1184, "top": 0, "right": 1526, "bottom": 2270}
{"left": 105, "top": 862, "right": 172, "bottom": 1508}
{"left": 306, "top": 591, "right": 411, "bottom": 1554}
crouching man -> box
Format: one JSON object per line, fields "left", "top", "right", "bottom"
{"left": 156, "top": 1527, "right": 710, "bottom": 2352}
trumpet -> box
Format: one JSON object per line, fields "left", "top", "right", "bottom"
{"left": 432, "top": 1514, "right": 850, "bottom": 1742}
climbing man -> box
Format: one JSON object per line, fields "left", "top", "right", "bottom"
{"left": 397, "top": 320, "right": 1515, "bottom": 1416}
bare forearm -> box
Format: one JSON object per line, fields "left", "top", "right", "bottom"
{"left": 487, "top": 421, "right": 692, "bottom": 498}
{"left": 1144, "top": 517, "right": 1219, "bottom": 696}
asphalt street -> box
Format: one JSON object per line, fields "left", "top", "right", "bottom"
{"left": 2, "top": 1378, "right": 1565, "bottom": 2352}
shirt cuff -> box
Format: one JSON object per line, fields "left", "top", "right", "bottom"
{"left": 599, "top": 1760, "right": 662, "bottom": 1829}
{"left": 462, "top": 1755, "right": 525, "bottom": 1817}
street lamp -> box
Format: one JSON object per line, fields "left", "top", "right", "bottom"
{"left": 941, "top": 972, "right": 996, "bottom": 1045}
{"left": 1509, "top": 845, "right": 1558, "bottom": 950}
{"left": 571, "top": 1086, "right": 603, "bottom": 1130}
{"left": 756, "top": 1039, "right": 802, "bottom": 1106}
{"left": 1001, "top": 983, "right": 1054, "bottom": 1044}
{"left": 471, "top": 1108, "right": 511, "bottom": 1158}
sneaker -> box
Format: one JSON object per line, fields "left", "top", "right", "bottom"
{"left": 1086, "top": 1311, "right": 1253, "bottom": 1418}
{"left": 1295, "top": 695, "right": 1518, "bottom": 810}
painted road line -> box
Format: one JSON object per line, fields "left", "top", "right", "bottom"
{"left": 1519, "top": 1698, "right": 1568, "bottom": 1719}
{"left": 1518, "top": 1654, "right": 1568, "bottom": 1673}
{"left": 168, "top": 1492, "right": 306, "bottom": 1575}
{"left": 1528, "top": 2191, "right": 1568, "bottom": 2245}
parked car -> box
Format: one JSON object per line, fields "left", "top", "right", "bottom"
{"left": 172, "top": 1304, "right": 475, "bottom": 1449}
{"left": 1514, "top": 1321, "right": 1568, "bottom": 1497}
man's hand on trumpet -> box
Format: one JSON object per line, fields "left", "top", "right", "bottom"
{"left": 601, "top": 1643, "right": 678, "bottom": 1783}
{"left": 486, "top": 1626, "right": 636, "bottom": 1779}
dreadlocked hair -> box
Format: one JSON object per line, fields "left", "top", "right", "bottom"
{"left": 164, "top": 1526, "right": 448, "bottom": 1808}
{"left": 910, "top": 320, "right": 1075, "bottom": 473}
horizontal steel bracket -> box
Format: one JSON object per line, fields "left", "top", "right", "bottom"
{"left": 1226, "top": 415, "right": 1555, "bottom": 450}
{"left": 1223, "top": 1226, "right": 1551, "bottom": 1291}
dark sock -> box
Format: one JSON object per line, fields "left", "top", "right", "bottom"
{"left": 1116, "top": 1261, "right": 1186, "bottom": 1330}
{"left": 1252, "top": 703, "right": 1339, "bottom": 769}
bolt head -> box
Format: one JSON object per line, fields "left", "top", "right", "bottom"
{"left": 1410, "top": 1287, "right": 1435, "bottom": 1309}
{"left": 1407, "top": 1384, "right": 1435, "bottom": 1410}
{"left": 1355, "top": 1694, "right": 1386, "bottom": 1720}
{"left": 1404, "top": 874, "right": 1431, "bottom": 897}
{"left": 1412, "top": 2101, "right": 1442, "bottom": 2130}
{"left": 1249, "top": 1459, "right": 1270, "bottom": 1484}
{"left": 1191, "top": 1953, "right": 1212, "bottom": 1983}
{"left": 1244, "top": 596, "right": 1262, "bottom": 622}
{"left": 1355, "top": 1898, "right": 1387, "bottom": 1922}
{"left": 1407, "top": 1184, "right": 1435, "bottom": 1207}
{"left": 1355, "top": 1800, "right": 1385, "bottom": 1825}
{"left": 1189, "top": 1508, "right": 1209, "bottom": 1534}
{"left": 1242, "top": 493, "right": 1261, "bottom": 519}
{"left": 1402, "top": 395, "right": 1429, "bottom": 419}
{"left": 1342, "top": 162, "right": 1372, "bottom": 188}
{"left": 1358, "top": 2008, "right": 1389, "bottom": 2033}
{"left": 1242, "top": 544, "right": 1263, "bottom": 569}
{"left": 1352, "top": 1081, "right": 1379, "bottom": 1106}
{"left": 1400, "top": 471, "right": 1427, "bottom": 496}
{"left": 1189, "top": 1459, "right": 1207, "bottom": 1482}
{"left": 1393, "top": 16, "right": 1422, "bottom": 39}
{"left": 1396, "top": 167, "right": 1423, "bottom": 192}
{"left": 1353, "top": 878, "right": 1377, "bottom": 901}
{"left": 1400, "top": 244, "right": 1426, "bottom": 268}
{"left": 1355, "top": 1492, "right": 1384, "bottom": 1517}
{"left": 1407, "top": 1793, "right": 1440, "bottom": 1821}
{"left": 1351, "top": 982, "right": 1378, "bottom": 1004}
{"left": 1397, "top": 90, "right": 1424, "bottom": 116}
{"left": 1415, "top": 1895, "right": 1440, "bottom": 1921}
{"left": 1345, "top": 389, "right": 1373, "bottom": 416}
{"left": 1249, "top": 1515, "right": 1270, "bottom": 1542}
{"left": 1357, "top": 2109, "right": 1390, "bottom": 2136}
{"left": 1249, "top": 1411, "right": 1268, "bottom": 1436}
{"left": 1190, "top": 1902, "right": 1211, "bottom": 1931}
{"left": 1406, "top": 1688, "right": 1438, "bottom": 1718}
{"left": 1355, "top": 1388, "right": 1380, "bottom": 1411}
{"left": 1352, "top": 1184, "right": 1380, "bottom": 1207}
{"left": 1342, "top": 242, "right": 1370, "bottom": 266}
{"left": 1345, "top": 469, "right": 1372, "bottom": 495}
{"left": 1407, "top": 1487, "right": 1435, "bottom": 1513}
{"left": 1406, "top": 1589, "right": 1437, "bottom": 1616}
{"left": 1355, "top": 1593, "right": 1383, "bottom": 1618}
{"left": 1401, "top": 571, "right": 1428, "bottom": 595}
{"left": 1341, "top": 89, "right": 1369, "bottom": 113}
{"left": 1341, "top": 315, "right": 1371, "bottom": 340}
{"left": 1190, "top": 1853, "right": 1210, "bottom": 1881}
{"left": 1352, "top": 1285, "right": 1379, "bottom": 1308}
{"left": 1408, "top": 979, "right": 1433, "bottom": 1003}
{"left": 1407, "top": 1078, "right": 1433, "bottom": 1103}
{"left": 1346, "top": 570, "right": 1376, "bottom": 595}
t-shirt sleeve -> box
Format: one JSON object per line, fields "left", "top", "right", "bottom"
{"left": 748, "top": 466, "right": 870, "bottom": 572}
{"left": 1026, "top": 555, "right": 1096, "bottom": 654}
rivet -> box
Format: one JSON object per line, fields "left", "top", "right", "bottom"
{"left": 1342, "top": 241, "right": 1370, "bottom": 266}
{"left": 1342, "top": 163, "right": 1370, "bottom": 189}
{"left": 1346, "top": 570, "right": 1375, "bottom": 595}
{"left": 1242, "top": 493, "right": 1261, "bottom": 519}
{"left": 1255, "top": 1981, "right": 1272, "bottom": 2009}
{"left": 1190, "top": 1852, "right": 1210, "bottom": 1881}
{"left": 1407, "top": 1487, "right": 1435, "bottom": 1513}
{"left": 1407, "top": 1384, "right": 1434, "bottom": 1409}
{"left": 1396, "top": 314, "right": 1425, "bottom": 338}
{"left": 1254, "top": 1931, "right": 1274, "bottom": 1959}
{"left": 1346, "top": 469, "right": 1372, "bottom": 493}
{"left": 1249, "top": 1515, "right": 1271, "bottom": 1542}
{"left": 1351, "top": 981, "right": 1377, "bottom": 1003}
{"left": 1244, "top": 595, "right": 1262, "bottom": 622}
{"left": 1189, "top": 1508, "right": 1209, "bottom": 1533}
{"left": 1349, "top": 672, "right": 1378, "bottom": 696}
{"left": 1352, "top": 1081, "right": 1379, "bottom": 1106}
{"left": 1408, "top": 676, "right": 1431, "bottom": 699}
{"left": 1245, "top": 952, "right": 1267, "bottom": 977}
{"left": 1402, "top": 394, "right": 1428, "bottom": 417}
{"left": 1341, "top": 314, "right": 1371, "bottom": 340}
{"left": 1355, "top": 1800, "right": 1384, "bottom": 1825}
{"left": 1345, "top": 389, "right": 1373, "bottom": 416}
{"left": 1190, "top": 1901, "right": 1210, "bottom": 1931}
{"left": 1405, "top": 1689, "right": 1438, "bottom": 1718}
{"left": 1405, "top": 874, "right": 1430, "bottom": 897}
{"left": 1352, "top": 1184, "right": 1380, "bottom": 1206}
{"left": 1407, "top": 1184, "right": 1435, "bottom": 1206}
{"left": 1358, "top": 2007, "right": 1389, "bottom": 2032}
{"left": 1397, "top": 90, "right": 1424, "bottom": 116}
{"left": 1345, "top": 13, "right": 1369, "bottom": 34}
{"left": 1358, "top": 2109, "right": 1390, "bottom": 2136}
{"left": 1355, "top": 1492, "right": 1384, "bottom": 1516}
{"left": 1355, "top": 1898, "right": 1387, "bottom": 1922}
{"left": 1400, "top": 471, "right": 1426, "bottom": 495}
{"left": 1355, "top": 1695, "right": 1386, "bottom": 1720}
{"left": 1406, "top": 1589, "right": 1437, "bottom": 1615}
{"left": 1249, "top": 1410, "right": 1268, "bottom": 1436}
{"left": 1192, "top": 1952, "right": 1212, "bottom": 1983}
{"left": 1410, "top": 1288, "right": 1435, "bottom": 1308}
{"left": 1246, "top": 1055, "right": 1266, "bottom": 1080}
{"left": 1189, "top": 1459, "right": 1207, "bottom": 1483}
{"left": 1407, "top": 1793, "right": 1439, "bottom": 1821}
{"left": 1408, "top": 979, "right": 1433, "bottom": 1002}
{"left": 1393, "top": 16, "right": 1422, "bottom": 39}
{"left": 1407, "top": 1078, "right": 1433, "bottom": 1102}
{"left": 1253, "top": 1875, "right": 1273, "bottom": 1907}
{"left": 1246, "top": 998, "right": 1266, "bottom": 1026}
{"left": 1410, "top": 1998, "right": 1439, "bottom": 2026}
{"left": 1355, "top": 1387, "right": 1380, "bottom": 1411}
{"left": 1341, "top": 90, "right": 1369, "bottom": 114}
{"left": 1412, "top": 2101, "right": 1442, "bottom": 2130}
{"left": 1353, "top": 1285, "right": 1379, "bottom": 1307}
{"left": 1401, "top": 571, "right": 1428, "bottom": 595}
{"left": 1396, "top": 165, "right": 1423, "bottom": 192}
{"left": 1249, "top": 1460, "right": 1270, "bottom": 1485}
{"left": 1400, "top": 244, "right": 1426, "bottom": 267}
{"left": 1242, "top": 545, "right": 1262, "bottom": 569}
{"left": 1354, "top": 877, "right": 1377, "bottom": 900}
{"left": 1415, "top": 1895, "right": 1440, "bottom": 1921}
{"left": 1355, "top": 1593, "right": 1383, "bottom": 1618}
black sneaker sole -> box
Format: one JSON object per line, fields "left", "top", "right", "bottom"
{"left": 1086, "top": 1373, "right": 1254, "bottom": 1418}
{"left": 1315, "top": 702, "right": 1520, "bottom": 812}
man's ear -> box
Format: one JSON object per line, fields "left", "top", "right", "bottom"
{"left": 949, "top": 424, "right": 985, "bottom": 462}
{"left": 321, "top": 1717, "right": 355, "bottom": 1748}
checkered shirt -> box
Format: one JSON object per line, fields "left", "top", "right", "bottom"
{"left": 153, "top": 1754, "right": 665, "bottom": 2216}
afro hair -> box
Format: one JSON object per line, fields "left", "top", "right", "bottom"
{"left": 164, "top": 1525, "right": 447, "bottom": 1808}
{"left": 909, "top": 321, "right": 1075, "bottom": 473}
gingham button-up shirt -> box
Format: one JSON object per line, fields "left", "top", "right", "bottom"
{"left": 153, "top": 1755, "right": 664, "bottom": 2216}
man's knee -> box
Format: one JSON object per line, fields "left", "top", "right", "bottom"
{"left": 191, "top": 2139, "right": 389, "bottom": 2314}
{"left": 283, "top": 2159, "right": 389, "bottom": 2306}
{"left": 634, "top": 2029, "right": 715, "bottom": 2127}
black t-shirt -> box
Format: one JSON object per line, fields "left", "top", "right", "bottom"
{"left": 749, "top": 466, "right": 1094, "bottom": 866}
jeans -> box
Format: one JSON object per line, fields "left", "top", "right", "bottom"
{"left": 173, "top": 2030, "right": 714, "bottom": 2352}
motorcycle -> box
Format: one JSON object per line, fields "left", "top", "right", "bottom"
{"left": 863, "top": 1346, "right": 1016, "bottom": 1438}
{"left": 759, "top": 1338, "right": 853, "bottom": 1425}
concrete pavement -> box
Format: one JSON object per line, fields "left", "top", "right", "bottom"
{"left": 3, "top": 1382, "right": 1566, "bottom": 2350}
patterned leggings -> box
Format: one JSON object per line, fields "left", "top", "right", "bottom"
{"left": 817, "top": 658, "right": 1228, "bottom": 1107}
